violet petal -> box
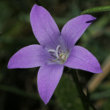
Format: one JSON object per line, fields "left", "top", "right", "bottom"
{"left": 30, "top": 4, "right": 60, "bottom": 49}
{"left": 64, "top": 46, "right": 102, "bottom": 73}
{"left": 61, "top": 14, "right": 96, "bottom": 50}
{"left": 37, "top": 64, "right": 64, "bottom": 104}
{"left": 8, "top": 45, "right": 50, "bottom": 69}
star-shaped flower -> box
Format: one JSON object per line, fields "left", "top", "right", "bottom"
{"left": 8, "top": 4, "right": 102, "bottom": 104}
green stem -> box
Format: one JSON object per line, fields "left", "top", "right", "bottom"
{"left": 81, "top": 5, "right": 110, "bottom": 14}
{"left": 71, "top": 70, "right": 96, "bottom": 110}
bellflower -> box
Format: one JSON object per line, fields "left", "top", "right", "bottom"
{"left": 8, "top": 4, "right": 102, "bottom": 104}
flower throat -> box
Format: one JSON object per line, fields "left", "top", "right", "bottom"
{"left": 48, "top": 45, "right": 69, "bottom": 64}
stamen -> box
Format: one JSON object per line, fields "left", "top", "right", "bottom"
{"left": 55, "top": 45, "right": 60, "bottom": 59}
{"left": 48, "top": 49, "right": 56, "bottom": 53}
{"left": 48, "top": 49, "right": 56, "bottom": 58}
{"left": 48, "top": 45, "right": 69, "bottom": 64}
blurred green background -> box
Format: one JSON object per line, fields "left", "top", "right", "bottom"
{"left": 0, "top": 0, "right": 110, "bottom": 110}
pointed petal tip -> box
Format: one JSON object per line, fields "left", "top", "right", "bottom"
{"left": 32, "top": 4, "right": 40, "bottom": 10}
{"left": 7, "top": 63, "right": 11, "bottom": 69}
{"left": 30, "top": 4, "right": 39, "bottom": 18}
{"left": 92, "top": 62, "right": 103, "bottom": 74}
{"left": 83, "top": 14, "right": 96, "bottom": 19}
{"left": 7, "top": 59, "right": 14, "bottom": 69}
{"left": 95, "top": 68, "right": 103, "bottom": 74}
{"left": 82, "top": 14, "right": 96, "bottom": 23}
{"left": 38, "top": 90, "right": 50, "bottom": 105}
{"left": 86, "top": 19, "right": 96, "bottom": 23}
{"left": 32, "top": 4, "right": 37, "bottom": 8}
{"left": 33, "top": 4, "right": 38, "bottom": 7}
{"left": 30, "top": 4, "right": 37, "bottom": 15}
{"left": 42, "top": 98, "right": 49, "bottom": 105}
{"left": 7, "top": 60, "right": 18, "bottom": 69}
{"left": 44, "top": 101, "right": 48, "bottom": 105}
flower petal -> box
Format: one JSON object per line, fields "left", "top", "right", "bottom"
{"left": 37, "top": 64, "right": 64, "bottom": 104}
{"left": 61, "top": 15, "right": 96, "bottom": 49}
{"left": 30, "top": 4, "right": 60, "bottom": 49}
{"left": 65, "top": 46, "right": 102, "bottom": 73}
{"left": 8, "top": 45, "right": 50, "bottom": 69}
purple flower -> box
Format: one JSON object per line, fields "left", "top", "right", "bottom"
{"left": 8, "top": 4, "right": 102, "bottom": 104}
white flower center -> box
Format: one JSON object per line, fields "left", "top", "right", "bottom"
{"left": 48, "top": 45, "right": 69, "bottom": 64}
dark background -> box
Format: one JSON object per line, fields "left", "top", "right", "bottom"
{"left": 0, "top": 0, "right": 110, "bottom": 110}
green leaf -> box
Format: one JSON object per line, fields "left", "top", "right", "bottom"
{"left": 82, "top": 6, "right": 110, "bottom": 14}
